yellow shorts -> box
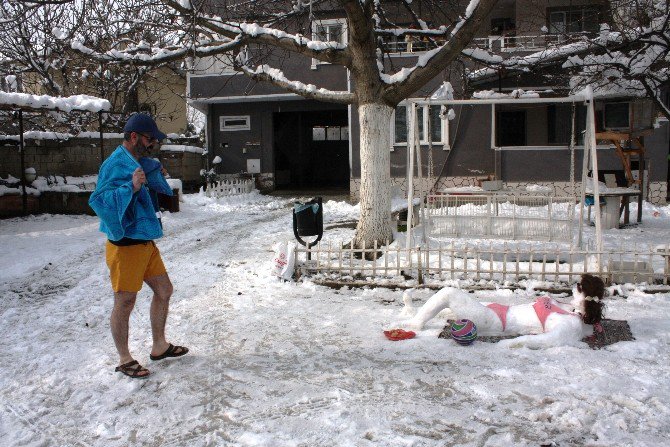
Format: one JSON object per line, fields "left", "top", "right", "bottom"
{"left": 105, "top": 241, "right": 167, "bottom": 293}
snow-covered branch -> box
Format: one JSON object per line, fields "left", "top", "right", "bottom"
{"left": 163, "top": 0, "right": 351, "bottom": 66}
{"left": 69, "top": 36, "right": 245, "bottom": 66}
{"left": 241, "top": 64, "right": 355, "bottom": 104}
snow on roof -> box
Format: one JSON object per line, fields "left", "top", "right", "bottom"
{"left": 0, "top": 92, "right": 111, "bottom": 113}
{"left": 472, "top": 89, "right": 541, "bottom": 99}
{"left": 161, "top": 144, "right": 205, "bottom": 154}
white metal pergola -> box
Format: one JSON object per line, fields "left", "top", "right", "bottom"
{"left": 404, "top": 92, "right": 605, "bottom": 252}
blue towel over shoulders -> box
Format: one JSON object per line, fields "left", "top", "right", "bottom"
{"left": 89, "top": 145, "right": 173, "bottom": 241}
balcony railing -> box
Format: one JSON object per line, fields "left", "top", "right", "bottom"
{"left": 382, "top": 33, "right": 591, "bottom": 55}
{"left": 471, "top": 33, "right": 590, "bottom": 52}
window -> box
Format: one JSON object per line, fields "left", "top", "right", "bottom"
{"left": 548, "top": 104, "right": 586, "bottom": 145}
{"left": 496, "top": 110, "right": 526, "bottom": 146}
{"left": 604, "top": 102, "right": 630, "bottom": 129}
{"left": 548, "top": 7, "right": 600, "bottom": 34}
{"left": 220, "top": 115, "right": 250, "bottom": 131}
{"left": 392, "top": 105, "right": 445, "bottom": 145}
{"left": 312, "top": 126, "right": 349, "bottom": 141}
{"left": 314, "top": 22, "right": 344, "bottom": 44}
{"left": 311, "top": 19, "right": 347, "bottom": 68}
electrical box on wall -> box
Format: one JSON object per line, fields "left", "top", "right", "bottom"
{"left": 247, "top": 159, "right": 261, "bottom": 174}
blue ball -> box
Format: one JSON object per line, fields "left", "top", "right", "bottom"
{"left": 450, "top": 319, "right": 478, "bottom": 345}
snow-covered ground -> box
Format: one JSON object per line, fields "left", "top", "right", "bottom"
{"left": 1, "top": 191, "right": 669, "bottom": 446}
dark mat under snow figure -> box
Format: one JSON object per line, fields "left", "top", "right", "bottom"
{"left": 439, "top": 319, "right": 634, "bottom": 349}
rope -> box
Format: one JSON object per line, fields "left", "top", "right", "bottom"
{"left": 570, "top": 102, "right": 576, "bottom": 198}
{"left": 427, "top": 106, "right": 435, "bottom": 188}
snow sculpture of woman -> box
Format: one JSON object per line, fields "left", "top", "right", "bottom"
{"left": 404, "top": 274, "right": 606, "bottom": 348}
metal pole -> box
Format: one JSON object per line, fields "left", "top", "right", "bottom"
{"left": 638, "top": 156, "right": 644, "bottom": 223}
{"left": 587, "top": 99, "right": 603, "bottom": 254}
{"left": 99, "top": 111, "right": 104, "bottom": 164}
{"left": 416, "top": 106, "right": 426, "bottom": 243}
{"left": 19, "top": 110, "right": 27, "bottom": 215}
{"left": 406, "top": 102, "right": 416, "bottom": 250}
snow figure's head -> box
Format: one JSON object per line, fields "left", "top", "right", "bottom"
{"left": 572, "top": 274, "right": 605, "bottom": 325}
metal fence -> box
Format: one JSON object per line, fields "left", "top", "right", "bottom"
{"left": 471, "top": 33, "right": 589, "bottom": 52}
{"left": 425, "top": 194, "right": 575, "bottom": 242}
{"left": 295, "top": 242, "right": 670, "bottom": 286}
{"left": 205, "top": 179, "right": 254, "bottom": 197}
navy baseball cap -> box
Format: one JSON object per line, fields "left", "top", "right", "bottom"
{"left": 123, "top": 113, "right": 167, "bottom": 142}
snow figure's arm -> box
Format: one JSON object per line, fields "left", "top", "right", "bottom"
{"left": 398, "top": 289, "right": 416, "bottom": 318}
{"left": 404, "top": 287, "right": 455, "bottom": 330}
{"left": 497, "top": 315, "right": 583, "bottom": 349}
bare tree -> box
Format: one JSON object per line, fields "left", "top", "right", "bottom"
{"left": 0, "top": 0, "right": 186, "bottom": 131}
{"left": 69, "top": 0, "right": 498, "bottom": 247}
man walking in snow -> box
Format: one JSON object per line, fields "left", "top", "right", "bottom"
{"left": 89, "top": 114, "right": 188, "bottom": 378}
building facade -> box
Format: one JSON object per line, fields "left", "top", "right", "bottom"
{"left": 188, "top": 0, "right": 669, "bottom": 203}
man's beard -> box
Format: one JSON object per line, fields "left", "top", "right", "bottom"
{"left": 134, "top": 140, "right": 155, "bottom": 157}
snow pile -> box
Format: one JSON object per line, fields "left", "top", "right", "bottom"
{"left": 161, "top": 144, "right": 205, "bottom": 154}
{"left": 31, "top": 175, "right": 98, "bottom": 193}
{"left": 0, "top": 194, "right": 669, "bottom": 446}
{"left": 0, "top": 175, "right": 99, "bottom": 196}
{"left": 473, "top": 89, "right": 540, "bottom": 99}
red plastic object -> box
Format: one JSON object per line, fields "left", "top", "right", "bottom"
{"left": 383, "top": 329, "right": 416, "bottom": 341}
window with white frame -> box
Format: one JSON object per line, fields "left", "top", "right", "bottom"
{"left": 311, "top": 19, "right": 347, "bottom": 68}
{"left": 548, "top": 7, "right": 600, "bottom": 34}
{"left": 220, "top": 115, "right": 250, "bottom": 131}
{"left": 392, "top": 104, "right": 445, "bottom": 146}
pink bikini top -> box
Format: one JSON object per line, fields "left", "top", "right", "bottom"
{"left": 532, "top": 297, "right": 574, "bottom": 330}
{"left": 487, "top": 297, "right": 575, "bottom": 332}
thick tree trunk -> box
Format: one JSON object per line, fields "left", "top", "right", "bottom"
{"left": 354, "top": 103, "right": 394, "bottom": 249}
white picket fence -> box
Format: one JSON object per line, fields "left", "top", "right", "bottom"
{"left": 295, "top": 242, "right": 670, "bottom": 286}
{"left": 205, "top": 179, "right": 254, "bottom": 197}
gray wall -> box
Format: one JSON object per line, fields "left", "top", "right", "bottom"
{"left": 0, "top": 137, "right": 121, "bottom": 179}
{"left": 0, "top": 136, "right": 206, "bottom": 185}
{"left": 208, "top": 100, "right": 348, "bottom": 177}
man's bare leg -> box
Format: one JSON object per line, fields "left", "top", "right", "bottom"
{"left": 110, "top": 291, "right": 149, "bottom": 376}
{"left": 145, "top": 273, "right": 175, "bottom": 356}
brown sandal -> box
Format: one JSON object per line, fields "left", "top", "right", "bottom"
{"left": 115, "top": 360, "right": 150, "bottom": 378}
{"left": 150, "top": 343, "right": 189, "bottom": 361}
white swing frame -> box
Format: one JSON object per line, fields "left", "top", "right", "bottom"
{"left": 404, "top": 94, "right": 604, "bottom": 253}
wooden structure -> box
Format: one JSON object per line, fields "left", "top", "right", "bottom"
{"left": 595, "top": 130, "right": 650, "bottom": 186}
{"left": 595, "top": 129, "right": 651, "bottom": 224}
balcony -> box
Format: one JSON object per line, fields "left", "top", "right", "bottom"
{"left": 381, "top": 32, "right": 592, "bottom": 55}
{"left": 471, "top": 33, "right": 591, "bottom": 53}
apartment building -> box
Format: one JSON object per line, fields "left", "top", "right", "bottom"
{"left": 188, "top": 0, "right": 669, "bottom": 203}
